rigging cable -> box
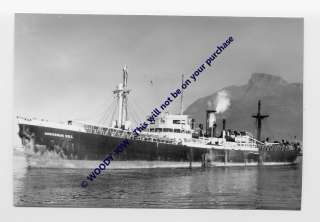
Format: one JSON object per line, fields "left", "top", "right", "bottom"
{"left": 127, "top": 100, "right": 142, "bottom": 126}
{"left": 97, "top": 98, "right": 117, "bottom": 126}
{"left": 108, "top": 103, "right": 118, "bottom": 126}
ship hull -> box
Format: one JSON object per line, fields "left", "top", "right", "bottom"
{"left": 18, "top": 123, "right": 301, "bottom": 168}
{"left": 15, "top": 151, "right": 299, "bottom": 169}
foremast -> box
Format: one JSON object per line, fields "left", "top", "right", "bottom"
{"left": 113, "top": 66, "right": 130, "bottom": 129}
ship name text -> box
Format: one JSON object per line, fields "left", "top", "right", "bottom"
{"left": 44, "top": 132, "right": 73, "bottom": 139}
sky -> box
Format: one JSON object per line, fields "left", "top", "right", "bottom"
{"left": 14, "top": 14, "right": 303, "bottom": 125}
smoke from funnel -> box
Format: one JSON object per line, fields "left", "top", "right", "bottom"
{"left": 208, "top": 112, "right": 216, "bottom": 127}
{"left": 215, "top": 90, "right": 230, "bottom": 114}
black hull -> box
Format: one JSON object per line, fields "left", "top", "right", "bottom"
{"left": 19, "top": 124, "right": 206, "bottom": 162}
{"left": 18, "top": 124, "right": 300, "bottom": 166}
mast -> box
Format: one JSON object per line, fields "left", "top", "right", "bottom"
{"left": 113, "top": 66, "right": 130, "bottom": 129}
{"left": 122, "top": 66, "right": 129, "bottom": 127}
{"left": 252, "top": 100, "right": 269, "bottom": 141}
{"left": 180, "top": 74, "right": 184, "bottom": 115}
{"left": 117, "top": 86, "right": 123, "bottom": 128}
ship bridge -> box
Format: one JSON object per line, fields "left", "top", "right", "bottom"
{"left": 148, "top": 113, "right": 193, "bottom": 140}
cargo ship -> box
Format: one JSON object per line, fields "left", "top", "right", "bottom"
{"left": 16, "top": 67, "right": 302, "bottom": 168}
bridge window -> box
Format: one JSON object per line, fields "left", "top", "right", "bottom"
{"left": 174, "top": 129, "right": 181, "bottom": 133}
{"left": 163, "top": 128, "right": 173, "bottom": 132}
{"left": 173, "top": 120, "right": 185, "bottom": 125}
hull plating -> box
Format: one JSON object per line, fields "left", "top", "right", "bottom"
{"left": 18, "top": 124, "right": 300, "bottom": 168}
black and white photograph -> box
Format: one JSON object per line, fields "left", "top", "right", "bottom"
{"left": 13, "top": 13, "right": 303, "bottom": 210}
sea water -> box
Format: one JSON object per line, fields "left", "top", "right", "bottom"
{"left": 13, "top": 158, "right": 301, "bottom": 209}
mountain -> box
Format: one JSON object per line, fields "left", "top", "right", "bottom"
{"left": 184, "top": 73, "right": 303, "bottom": 141}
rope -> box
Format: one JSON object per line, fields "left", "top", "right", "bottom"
{"left": 109, "top": 104, "right": 117, "bottom": 126}
{"left": 129, "top": 97, "right": 145, "bottom": 121}
{"left": 97, "top": 99, "right": 116, "bottom": 125}
{"left": 127, "top": 100, "right": 142, "bottom": 126}
{"left": 98, "top": 99, "right": 117, "bottom": 126}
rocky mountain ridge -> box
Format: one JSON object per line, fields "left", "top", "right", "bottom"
{"left": 184, "top": 73, "right": 303, "bottom": 141}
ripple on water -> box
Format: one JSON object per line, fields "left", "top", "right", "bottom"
{"left": 13, "top": 165, "right": 302, "bottom": 209}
